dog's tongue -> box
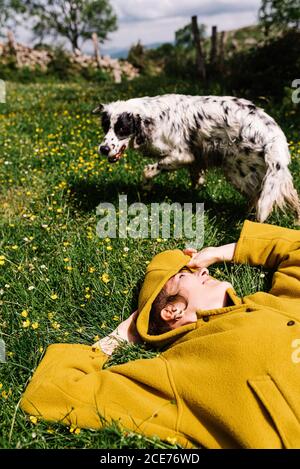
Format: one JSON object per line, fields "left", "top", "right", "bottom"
{"left": 108, "top": 145, "right": 126, "bottom": 163}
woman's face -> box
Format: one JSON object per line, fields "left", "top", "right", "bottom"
{"left": 164, "top": 267, "right": 233, "bottom": 328}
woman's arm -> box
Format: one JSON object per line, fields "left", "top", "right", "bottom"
{"left": 93, "top": 310, "right": 141, "bottom": 355}
{"left": 183, "top": 243, "right": 237, "bottom": 269}
{"left": 187, "top": 220, "right": 300, "bottom": 300}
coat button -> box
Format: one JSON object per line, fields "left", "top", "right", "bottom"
{"left": 287, "top": 320, "right": 295, "bottom": 326}
{"left": 202, "top": 316, "right": 209, "bottom": 322}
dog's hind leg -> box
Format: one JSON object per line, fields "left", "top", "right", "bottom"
{"left": 189, "top": 164, "right": 206, "bottom": 188}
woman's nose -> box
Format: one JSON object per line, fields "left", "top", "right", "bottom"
{"left": 196, "top": 267, "right": 209, "bottom": 279}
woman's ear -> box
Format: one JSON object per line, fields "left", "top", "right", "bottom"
{"left": 161, "top": 303, "right": 184, "bottom": 323}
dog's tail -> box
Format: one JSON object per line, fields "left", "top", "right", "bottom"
{"left": 256, "top": 142, "right": 300, "bottom": 223}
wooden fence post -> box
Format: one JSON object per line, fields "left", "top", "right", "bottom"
{"left": 191, "top": 15, "right": 206, "bottom": 81}
{"left": 210, "top": 25, "right": 218, "bottom": 67}
{"left": 92, "top": 32, "right": 101, "bottom": 69}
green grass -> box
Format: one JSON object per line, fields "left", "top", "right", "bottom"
{"left": 0, "top": 76, "right": 300, "bottom": 448}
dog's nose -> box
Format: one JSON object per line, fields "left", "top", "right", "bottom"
{"left": 99, "top": 145, "right": 110, "bottom": 156}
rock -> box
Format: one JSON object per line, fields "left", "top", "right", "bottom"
{"left": 0, "top": 37, "right": 139, "bottom": 81}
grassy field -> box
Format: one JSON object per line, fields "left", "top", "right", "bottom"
{"left": 0, "top": 76, "right": 300, "bottom": 448}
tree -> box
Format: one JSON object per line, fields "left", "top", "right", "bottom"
{"left": 23, "top": 0, "right": 117, "bottom": 51}
{"left": 259, "top": 0, "right": 300, "bottom": 35}
{"left": 0, "top": 0, "right": 25, "bottom": 34}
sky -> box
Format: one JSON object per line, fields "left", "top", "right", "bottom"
{"left": 13, "top": 0, "right": 262, "bottom": 54}
{"left": 104, "top": 0, "right": 262, "bottom": 52}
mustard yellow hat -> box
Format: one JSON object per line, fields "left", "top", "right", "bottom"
{"left": 136, "top": 249, "right": 197, "bottom": 347}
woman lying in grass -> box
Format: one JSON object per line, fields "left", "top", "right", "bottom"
{"left": 21, "top": 220, "right": 300, "bottom": 449}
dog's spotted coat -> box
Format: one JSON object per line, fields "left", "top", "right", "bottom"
{"left": 94, "top": 94, "right": 300, "bottom": 223}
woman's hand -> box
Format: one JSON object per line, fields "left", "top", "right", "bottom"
{"left": 183, "top": 243, "right": 237, "bottom": 269}
{"left": 93, "top": 310, "right": 141, "bottom": 356}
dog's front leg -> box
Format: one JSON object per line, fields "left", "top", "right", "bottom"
{"left": 143, "top": 162, "right": 161, "bottom": 180}
{"left": 143, "top": 152, "right": 194, "bottom": 189}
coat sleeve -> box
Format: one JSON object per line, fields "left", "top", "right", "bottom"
{"left": 233, "top": 220, "right": 300, "bottom": 299}
{"left": 20, "top": 343, "right": 188, "bottom": 446}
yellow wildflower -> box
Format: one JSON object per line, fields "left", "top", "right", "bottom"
{"left": 22, "top": 319, "right": 31, "bottom": 328}
{"left": 21, "top": 310, "right": 28, "bottom": 318}
{"left": 31, "top": 322, "right": 39, "bottom": 330}
{"left": 69, "top": 424, "right": 81, "bottom": 434}
{"left": 50, "top": 293, "right": 58, "bottom": 300}
{"left": 29, "top": 416, "right": 38, "bottom": 425}
{"left": 166, "top": 436, "right": 177, "bottom": 445}
{"left": 101, "top": 273, "right": 110, "bottom": 284}
{"left": 51, "top": 321, "right": 61, "bottom": 330}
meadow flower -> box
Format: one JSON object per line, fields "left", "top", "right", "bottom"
{"left": 101, "top": 273, "right": 110, "bottom": 284}
{"left": 21, "top": 310, "right": 28, "bottom": 318}
{"left": 88, "top": 267, "right": 96, "bottom": 273}
{"left": 0, "top": 255, "right": 6, "bottom": 266}
{"left": 50, "top": 293, "right": 58, "bottom": 300}
{"left": 29, "top": 416, "right": 38, "bottom": 425}
{"left": 51, "top": 321, "right": 61, "bottom": 330}
{"left": 69, "top": 424, "right": 81, "bottom": 434}
{"left": 166, "top": 436, "right": 177, "bottom": 445}
{"left": 31, "top": 322, "right": 39, "bottom": 330}
{"left": 22, "top": 319, "right": 31, "bottom": 328}
{"left": 28, "top": 286, "right": 35, "bottom": 291}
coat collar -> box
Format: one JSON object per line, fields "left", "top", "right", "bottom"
{"left": 196, "top": 287, "right": 243, "bottom": 319}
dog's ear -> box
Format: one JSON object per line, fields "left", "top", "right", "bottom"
{"left": 92, "top": 103, "right": 105, "bottom": 115}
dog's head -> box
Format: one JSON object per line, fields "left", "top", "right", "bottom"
{"left": 92, "top": 102, "right": 153, "bottom": 163}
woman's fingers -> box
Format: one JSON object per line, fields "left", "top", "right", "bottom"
{"left": 183, "top": 248, "right": 197, "bottom": 256}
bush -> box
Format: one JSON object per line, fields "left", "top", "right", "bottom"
{"left": 227, "top": 30, "right": 300, "bottom": 101}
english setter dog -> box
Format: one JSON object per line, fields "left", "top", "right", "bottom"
{"left": 93, "top": 94, "right": 300, "bottom": 223}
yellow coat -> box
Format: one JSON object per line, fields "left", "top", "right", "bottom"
{"left": 21, "top": 221, "right": 300, "bottom": 448}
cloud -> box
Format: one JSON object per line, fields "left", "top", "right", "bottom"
{"left": 13, "top": 0, "right": 261, "bottom": 54}
{"left": 111, "top": 0, "right": 261, "bottom": 23}
{"left": 103, "top": 4, "right": 261, "bottom": 52}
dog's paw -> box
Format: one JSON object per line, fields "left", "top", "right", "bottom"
{"left": 143, "top": 164, "right": 159, "bottom": 180}
{"left": 193, "top": 173, "right": 206, "bottom": 189}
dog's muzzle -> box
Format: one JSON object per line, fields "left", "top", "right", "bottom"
{"left": 100, "top": 144, "right": 127, "bottom": 164}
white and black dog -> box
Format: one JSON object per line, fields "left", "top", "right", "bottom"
{"left": 93, "top": 94, "right": 300, "bottom": 223}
